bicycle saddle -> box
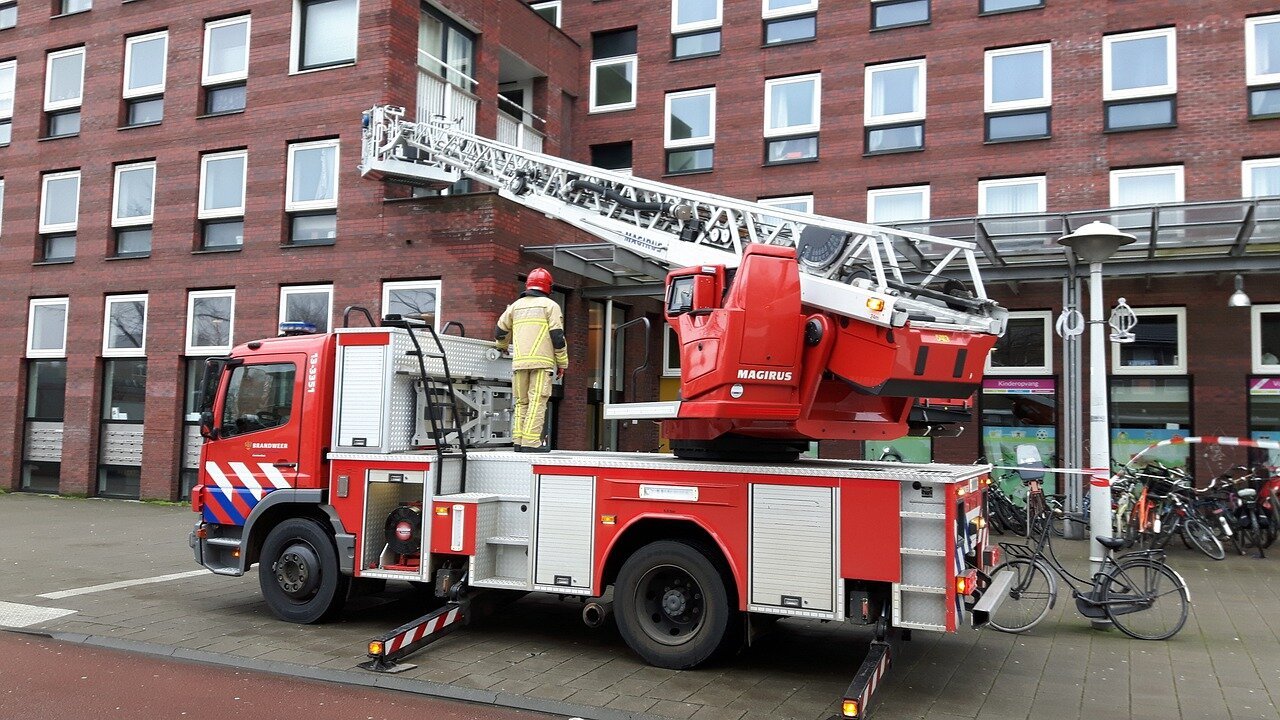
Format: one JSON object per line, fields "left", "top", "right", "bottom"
{"left": 1095, "top": 536, "right": 1126, "bottom": 550}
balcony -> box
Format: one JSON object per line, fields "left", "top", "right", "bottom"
{"left": 496, "top": 107, "right": 545, "bottom": 153}
{"left": 417, "top": 52, "right": 479, "bottom": 134}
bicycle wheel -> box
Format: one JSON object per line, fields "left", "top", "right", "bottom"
{"left": 1182, "top": 519, "right": 1225, "bottom": 561}
{"left": 1102, "top": 559, "right": 1189, "bottom": 641}
{"left": 986, "top": 558, "right": 1056, "bottom": 634}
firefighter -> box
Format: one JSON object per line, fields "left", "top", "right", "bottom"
{"left": 495, "top": 268, "right": 568, "bottom": 452}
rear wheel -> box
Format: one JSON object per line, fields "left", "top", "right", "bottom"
{"left": 1182, "top": 519, "right": 1225, "bottom": 560}
{"left": 258, "top": 518, "right": 349, "bottom": 624}
{"left": 614, "top": 541, "right": 736, "bottom": 669}
{"left": 986, "top": 558, "right": 1055, "bottom": 634}
{"left": 1103, "top": 559, "right": 1188, "bottom": 641}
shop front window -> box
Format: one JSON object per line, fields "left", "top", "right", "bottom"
{"left": 981, "top": 377, "right": 1057, "bottom": 497}
{"left": 22, "top": 360, "right": 66, "bottom": 493}
{"left": 1110, "top": 377, "right": 1191, "bottom": 471}
{"left": 1248, "top": 378, "right": 1280, "bottom": 469}
{"left": 99, "top": 359, "right": 147, "bottom": 498}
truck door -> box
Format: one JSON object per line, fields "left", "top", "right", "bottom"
{"left": 201, "top": 354, "right": 305, "bottom": 524}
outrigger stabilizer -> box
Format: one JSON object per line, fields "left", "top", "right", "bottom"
{"left": 359, "top": 601, "right": 467, "bottom": 673}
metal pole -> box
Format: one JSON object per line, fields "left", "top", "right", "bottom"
{"left": 1087, "top": 262, "right": 1112, "bottom": 573}
{"left": 1062, "top": 276, "right": 1084, "bottom": 540}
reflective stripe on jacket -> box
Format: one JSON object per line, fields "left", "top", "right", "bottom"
{"left": 495, "top": 294, "right": 569, "bottom": 371}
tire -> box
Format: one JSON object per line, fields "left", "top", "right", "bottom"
{"left": 1102, "top": 559, "right": 1189, "bottom": 641}
{"left": 614, "top": 540, "right": 735, "bottom": 669}
{"left": 1250, "top": 513, "right": 1266, "bottom": 558}
{"left": 986, "top": 558, "right": 1056, "bottom": 634}
{"left": 258, "top": 518, "right": 349, "bottom": 624}
{"left": 1182, "top": 519, "right": 1225, "bottom": 561}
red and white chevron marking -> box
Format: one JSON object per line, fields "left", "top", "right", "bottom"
{"left": 856, "top": 647, "right": 892, "bottom": 715}
{"left": 386, "top": 606, "right": 462, "bottom": 654}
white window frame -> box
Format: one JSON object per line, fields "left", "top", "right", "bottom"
{"left": 1111, "top": 306, "right": 1187, "bottom": 375}
{"left": 199, "top": 150, "right": 248, "bottom": 219}
{"left": 978, "top": 175, "right": 1047, "bottom": 215}
{"left": 1246, "top": 15, "right": 1280, "bottom": 87}
{"left": 123, "top": 31, "right": 168, "bottom": 99}
{"left": 285, "top": 139, "right": 340, "bottom": 211}
{"left": 381, "top": 279, "right": 442, "bottom": 330}
{"left": 529, "top": 1, "right": 560, "bottom": 27}
{"left": 103, "top": 293, "right": 149, "bottom": 358}
{"left": 589, "top": 55, "right": 638, "bottom": 113}
{"left": 27, "top": 297, "right": 69, "bottom": 359}
{"left": 764, "top": 73, "right": 821, "bottom": 136}
{"left": 0, "top": 59, "right": 15, "bottom": 122}
{"left": 44, "top": 47, "right": 85, "bottom": 111}
{"left": 1242, "top": 157, "right": 1280, "bottom": 198}
{"left": 672, "top": 0, "right": 722, "bottom": 33}
{"left": 663, "top": 325, "right": 682, "bottom": 377}
{"left": 186, "top": 289, "right": 236, "bottom": 355}
{"left": 39, "top": 170, "right": 80, "bottom": 234}
{"left": 290, "top": 0, "right": 361, "bottom": 74}
{"left": 664, "top": 87, "right": 716, "bottom": 148}
{"left": 1252, "top": 304, "right": 1280, "bottom": 374}
{"left": 985, "top": 310, "right": 1052, "bottom": 375}
{"left": 112, "top": 161, "right": 156, "bottom": 227}
{"left": 1109, "top": 166, "right": 1185, "bottom": 207}
{"left": 762, "top": 0, "right": 817, "bottom": 19}
{"left": 202, "top": 15, "right": 252, "bottom": 86}
{"left": 867, "top": 185, "right": 930, "bottom": 224}
{"left": 984, "top": 43, "right": 1051, "bottom": 113}
{"left": 864, "top": 58, "right": 926, "bottom": 126}
{"left": 1102, "top": 27, "right": 1177, "bottom": 101}
{"left": 758, "top": 194, "right": 815, "bottom": 214}
{"left": 279, "top": 284, "right": 334, "bottom": 332}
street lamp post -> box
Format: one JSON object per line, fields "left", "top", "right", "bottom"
{"left": 1057, "top": 222, "right": 1135, "bottom": 577}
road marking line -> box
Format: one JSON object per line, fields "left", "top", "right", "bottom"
{"left": 0, "top": 601, "right": 76, "bottom": 628}
{"left": 37, "top": 570, "right": 210, "bottom": 600}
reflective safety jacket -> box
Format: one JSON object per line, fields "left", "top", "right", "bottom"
{"left": 495, "top": 292, "right": 569, "bottom": 371}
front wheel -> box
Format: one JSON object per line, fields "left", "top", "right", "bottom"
{"left": 1102, "top": 559, "right": 1189, "bottom": 641}
{"left": 986, "top": 558, "right": 1056, "bottom": 634}
{"left": 258, "top": 518, "right": 349, "bottom": 624}
{"left": 614, "top": 541, "right": 736, "bottom": 669}
{"left": 1182, "top": 519, "right": 1225, "bottom": 560}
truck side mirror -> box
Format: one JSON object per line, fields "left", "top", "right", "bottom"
{"left": 199, "top": 410, "right": 218, "bottom": 440}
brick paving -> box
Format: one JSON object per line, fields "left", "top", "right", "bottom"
{"left": 2, "top": 493, "right": 1279, "bottom": 720}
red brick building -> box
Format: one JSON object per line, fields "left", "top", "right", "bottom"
{"left": 2, "top": 0, "right": 1279, "bottom": 499}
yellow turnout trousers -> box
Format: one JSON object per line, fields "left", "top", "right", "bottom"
{"left": 512, "top": 368, "right": 554, "bottom": 447}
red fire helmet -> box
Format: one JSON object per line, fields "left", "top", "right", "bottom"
{"left": 526, "top": 267, "right": 553, "bottom": 294}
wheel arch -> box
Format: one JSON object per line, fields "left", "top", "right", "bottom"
{"left": 598, "top": 515, "right": 743, "bottom": 610}
{"left": 242, "top": 490, "right": 346, "bottom": 570}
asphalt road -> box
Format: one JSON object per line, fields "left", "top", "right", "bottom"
{"left": 0, "top": 631, "right": 555, "bottom": 720}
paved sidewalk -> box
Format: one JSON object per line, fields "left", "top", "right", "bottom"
{"left": 2, "top": 493, "right": 1279, "bottom": 720}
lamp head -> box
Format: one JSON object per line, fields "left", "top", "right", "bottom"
{"left": 1228, "top": 274, "right": 1251, "bottom": 308}
{"left": 1057, "top": 221, "right": 1136, "bottom": 264}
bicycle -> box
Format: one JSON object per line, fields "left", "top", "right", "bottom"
{"left": 986, "top": 484, "right": 1191, "bottom": 641}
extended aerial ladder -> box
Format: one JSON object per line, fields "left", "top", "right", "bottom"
{"left": 360, "top": 105, "right": 1007, "bottom": 458}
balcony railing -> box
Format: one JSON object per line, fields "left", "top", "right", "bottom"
{"left": 416, "top": 62, "right": 479, "bottom": 135}
{"left": 496, "top": 112, "right": 545, "bottom": 153}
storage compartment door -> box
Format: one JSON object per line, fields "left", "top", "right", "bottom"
{"left": 750, "top": 484, "right": 835, "bottom": 612}
{"left": 533, "top": 474, "right": 595, "bottom": 590}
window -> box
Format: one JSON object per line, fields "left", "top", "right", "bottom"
{"left": 665, "top": 87, "right": 715, "bottom": 174}
{"left": 1110, "top": 377, "right": 1191, "bottom": 470}
{"left": 663, "top": 326, "right": 681, "bottom": 377}
{"left": 591, "top": 141, "right": 632, "bottom": 174}
{"left": 1248, "top": 15, "right": 1280, "bottom": 119}
{"left": 203, "top": 15, "right": 250, "bottom": 114}
{"left": 39, "top": 170, "right": 79, "bottom": 262}
{"left": 1109, "top": 166, "right": 1184, "bottom": 207}
{"left": 980, "top": 0, "right": 1042, "bottom": 14}
{"left": 764, "top": 73, "right": 820, "bottom": 164}
{"left": 0, "top": 1, "right": 16, "bottom": 29}
{"left": 27, "top": 297, "right": 68, "bottom": 358}
{"left": 672, "top": 0, "right": 721, "bottom": 59}
{"left": 103, "top": 294, "right": 148, "bottom": 357}
{"left": 220, "top": 363, "right": 296, "bottom": 438}
{"left": 763, "top": 0, "right": 816, "bottom": 45}
{"left": 186, "top": 289, "right": 235, "bottom": 354}
{"left": 1243, "top": 157, "right": 1280, "bottom": 197}
{"left": 382, "top": 280, "right": 441, "bottom": 327}
{"left": 590, "top": 29, "right": 637, "bottom": 113}
{"left": 1103, "top": 28, "right": 1177, "bottom": 131}
{"left": 58, "top": 0, "right": 89, "bottom": 14}
{"left": 22, "top": 358, "right": 67, "bottom": 493}
{"left": 758, "top": 194, "right": 814, "bottom": 231}
{"left": 44, "top": 47, "right": 84, "bottom": 137}
{"left": 867, "top": 185, "right": 929, "bottom": 224}
{"left": 1252, "top": 304, "right": 1280, "bottom": 373}
{"left": 984, "top": 44, "right": 1051, "bottom": 142}
{"left": 419, "top": 7, "right": 476, "bottom": 90}
{"left": 280, "top": 284, "right": 333, "bottom": 333}
{"left": 286, "top": 139, "right": 339, "bottom": 245}
{"left": 1112, "top": 307, "right": 1186, "bottom": 375}
{"left": 530, "top": 1, "right": 559, "bottom": 27}
{"left": 0, "top": 178, "right": 4, "bottom": 235}
{"left": 864, "top": 59, "right": 925, "bottom": 154}
{"left": 123, "top": 31, "right": 167, "bottom": 126}
{"left": 986, "top": 311, "right": 1051, "bottom": 374}
{"left": 871, "top": 0, "right": 928, "bottom": 31}
{"left": 99, "top": 358, "right": 147, "bottom": 499}
{"left": 199, "top": 150, "right": 247, "bottom": 249}
{"left": 978, "top": 176, "right": 1046, "bottom": 215}
{"left": 111, "top": 161, "right": 155, "bottom": 257}
{"left": 0, "top": 60, "right": 13, "bottom": 145}
{"left": 294, "top": 0, "right": 357, "bottom": 72}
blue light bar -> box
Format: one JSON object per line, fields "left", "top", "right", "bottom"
{"left": 279, "top": 321, "right": 317, "bottom": 336}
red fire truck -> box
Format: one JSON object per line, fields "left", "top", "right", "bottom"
{"left": 188, "top": 106, "right": 1012, "bottom": 718}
